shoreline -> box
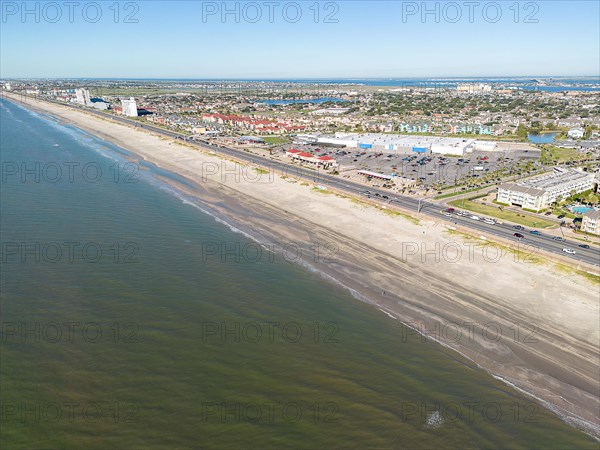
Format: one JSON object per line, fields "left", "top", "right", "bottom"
{"left": 4, "top": 93, "right": 599, "bottom": 439}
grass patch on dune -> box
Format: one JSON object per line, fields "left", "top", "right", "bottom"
{"left": 554, "top": 263, "right": 600, "bottom": 285}
{"left": 348, "top": 198, "right": 420, "bottom": 225}
{"left": 576, "top": 270, "right": 600, "bottom": 285}
{"left": 381, "top": 208, "right": 420, "bottom": 225}
{"left": 311, "top": 187, "right": 333, "bottom": 194}
{"left": 443, "top": 229, "right": 543, "bottom": 265}
{"left": 444, "top": 229, "right": 600, "bottom": 281}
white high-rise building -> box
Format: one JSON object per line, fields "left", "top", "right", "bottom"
{"left": 121, "top": 97, "right": 138, "bottom": 117}
{"left": 75, "top": 88, "right": 91, "bottom": 105}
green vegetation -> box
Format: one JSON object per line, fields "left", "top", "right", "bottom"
{"left": 380, "top": 207, "right": 420, "bottom": 224}
{"left": 253, "top": 168, "right": 270, "bottom": 175}
{"left": 576, "top": 270, "right": 600, "bottom": 285}
{"left": 434, "top": 186, "right": 489, "bottom": 200}
{"left": 563, "top": 189, "right": 600, "bottom": 207}
{"left": 516, "top": 124, "right": 528, "bottom": 140}
{"left": 554, "top": 263, "right": 600, "bottom": 285}
{"left": 539, "top": 145, "right": 589, "bottom": 164}
{"left": 311, "top": 187, "right": 333, "bottom": 194}
{"left": 262, "top": 136, "right": 290, "bottom": 145}
{"left": 443, "top": 229, "right": 542, "bottom": 265}
{"left": 449, "top": 199, "right": 556, "bottom": 228}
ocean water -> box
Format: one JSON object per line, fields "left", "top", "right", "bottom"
{"left": 0, "top": 98, "right": 597, "bottom": 448}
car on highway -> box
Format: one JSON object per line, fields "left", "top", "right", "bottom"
{"left": 483, "top": 218, "right": 496, "bottom": 225}
{"left": 444, "top": 212, "right": 453, "bottom": 217}
{"left": 562, "top": 248, "right": 576, "bottom": 255}
{"left": 553, "top": 237, "right": 566, "bottom": 242}
{"left": 514, "top": 233, "right": 524, "bottom": 239}
{"left": 513, "top": 225, "right": 525, "bottom": 231}
{"left": 578, "top": 244, "right": 590, "bottom": 249}
{"left": 529, "top": 230, "right": 542, "bottom": 235}
{"left": 470, "top": 215, "right": 481, "bottom": 221}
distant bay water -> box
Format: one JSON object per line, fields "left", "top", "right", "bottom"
{"left": 0, "top": 98, "right": 596, "bottom": 448}
{"left": 255, "top": 97, "right": 346, "bottom": 105}
{"left": 73, "top": 77, "right": 600, "bottom": 92}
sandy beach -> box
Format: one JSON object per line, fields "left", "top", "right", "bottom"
{"left": 5, "top": 93, "right": 599, "bottom": 438}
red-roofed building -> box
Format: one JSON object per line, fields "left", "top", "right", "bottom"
{"left": 288, "top": 151, "right": 338, "bottom": 168}
{"left": 317, "top": 155, "right": 338, "bottom": 169}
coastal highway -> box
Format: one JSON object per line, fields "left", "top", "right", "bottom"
{"left": 17, "top": 96, "right": 600, "bottom": 269}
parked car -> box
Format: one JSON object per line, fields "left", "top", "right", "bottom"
{"left": 544, "top": 212, "right": 552, "bottom": 216}
{"left": 557, "top": 214, "right": 565, "bottom": 219}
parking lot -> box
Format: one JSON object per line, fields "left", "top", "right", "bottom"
{"left": 276, "top": 143, "right": 541, "bottom": 192}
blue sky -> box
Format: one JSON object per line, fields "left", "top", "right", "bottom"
{"left": 1, "top": 1, "right": 598, "bottom": 78}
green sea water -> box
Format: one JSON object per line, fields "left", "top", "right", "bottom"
{"left": 0, "top": 98, "right": 596, "bottom": 448}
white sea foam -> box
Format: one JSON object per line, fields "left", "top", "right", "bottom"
{"left": 425, "top": 411, "right": 444, "bottom": 429}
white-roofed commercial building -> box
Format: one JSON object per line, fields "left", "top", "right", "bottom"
{"left": 299, "top": 133, "right": 486, "bottom": 156}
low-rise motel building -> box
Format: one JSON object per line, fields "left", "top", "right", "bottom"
{"left": 286, "top": 149, "right": 338, "bottom": 169}
{"left": 497, "top": 168, "right": 596, "bottom": 212}
{"left": 581, "top": 210, "right": 600, "bottom": 235}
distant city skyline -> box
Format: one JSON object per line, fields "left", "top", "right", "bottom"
{"left": 1, "top": 1, "right": 598, "bottom": 78}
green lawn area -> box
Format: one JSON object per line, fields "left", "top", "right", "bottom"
{"left": 262, "top": 136, "right": 290, "bottom": 145}
{"left": 540, "top": 145, "right": 588, "bottom": 164}
{"left": 449, "top": 199, "right": 556, "bottom": 228}
{"left": 434, "top": 186, "right": 488, "bottom": 200}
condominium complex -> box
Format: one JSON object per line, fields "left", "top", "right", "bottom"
{"left": 75, "top": 88, "right": 91, "bottom": 106}
{"left": 497, "top": 168, "right": 596, "bottom": 211}
{"left": 121, "top": 97, "right": 138, "bottom": 117}
{"left": 581, "top": 210, "right": 600, "bottom": 235}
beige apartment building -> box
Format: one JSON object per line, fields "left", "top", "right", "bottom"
{"left": 497, "top": 168, "right": 596, "bottom": 212}
{"left": 581, "top": 210, "right": 600, "bottom": 236}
